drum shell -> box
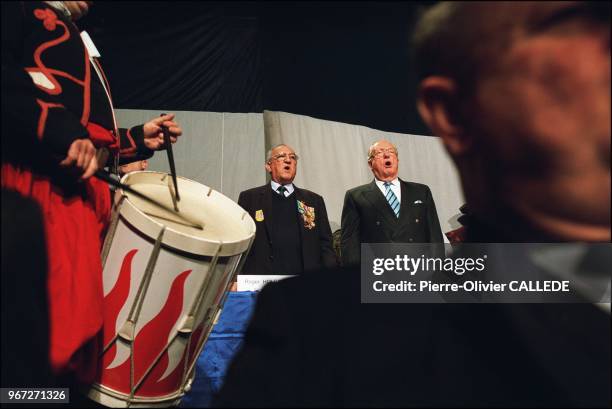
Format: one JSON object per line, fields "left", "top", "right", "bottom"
{"left": 88, "top": 172, "right": 255, "bottom": 407}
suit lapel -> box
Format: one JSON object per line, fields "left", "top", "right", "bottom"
{"left": 294, "top": 186, "right": 306, "bottom": 240}
{"left": 363, "top": 180, "right": 398, "bottom": 228}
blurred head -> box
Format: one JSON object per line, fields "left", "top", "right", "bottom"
{"left": 368, "top": 140, "right": 399, "bottom": 182}
{"left": 414, "top": 1, "right": 610, "bottom": 240}
{"left": 119, "top": 160, "right": 148, "bottom": 176}
{"left": 62, "top": 1, "right": 93, "bottom": 20}
{"left": 265, "top": 144, "right": 298, "bottom": 184}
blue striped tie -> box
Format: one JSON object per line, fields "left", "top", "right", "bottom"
{"left": 384, "top": 182, "right": 400, "bottom": 218}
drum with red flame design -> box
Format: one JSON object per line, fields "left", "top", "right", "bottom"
{"left": 88, "top": 171, "right": 255, "bottom": 408}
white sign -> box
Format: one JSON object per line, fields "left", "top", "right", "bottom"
{"left": 237, "top": 275, "right": 294, "bottom": 292}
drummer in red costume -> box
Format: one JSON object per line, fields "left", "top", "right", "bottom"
{"left": 1, "top": 1, "right": 182, "bottom": 385}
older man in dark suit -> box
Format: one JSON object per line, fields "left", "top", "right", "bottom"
{"left": 238, "top": 144, "right": 336, "bottom": 275}
{"left": 341, "top": 139, "right": 443, "bottom": 266}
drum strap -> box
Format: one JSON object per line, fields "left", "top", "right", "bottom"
{"left": 81, "top": 31, "right": 120, "bottom": 176}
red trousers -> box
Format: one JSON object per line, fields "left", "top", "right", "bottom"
{"left": 2, "top": 162, "right": 111, "bottom": 383}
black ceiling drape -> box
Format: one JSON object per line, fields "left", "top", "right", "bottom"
{"left": 79, "top": 1, "right": 433, "bottom": 135}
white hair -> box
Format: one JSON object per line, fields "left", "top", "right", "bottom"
{"left": 266, "top": 144, "right": 295, "bottom": 162}
{"left": 367, "top": 140, "right": 398, "bottom": 162}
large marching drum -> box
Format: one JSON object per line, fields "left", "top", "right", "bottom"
{"left": 88, "top": 171, "right": 255, "bottom": 407}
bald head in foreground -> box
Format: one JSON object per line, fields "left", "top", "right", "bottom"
{"left": 414, "top": 1, "right": 610, "bottom": 241}
{"left": 215, "top": 2, "right": 610, "bottom": 407}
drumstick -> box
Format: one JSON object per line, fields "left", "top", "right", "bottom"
{"left": 94, "top": 170, "right": 203, "bottom": 230}
{"left": 160, "top": 113, "right": 180, "bottom": 207}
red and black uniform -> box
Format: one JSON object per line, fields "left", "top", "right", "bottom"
{"left": 1, "top": 1, "right": 153, "bottom": 383}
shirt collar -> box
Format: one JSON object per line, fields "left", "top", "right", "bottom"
{"left": 375, "top": 177, "right": 399, "bottom": 189}
{"left": 271, "top": 180, "right": 295, "bottom": 196}
{"left": 529, "top": 244, "right": 611, "bottom": 314}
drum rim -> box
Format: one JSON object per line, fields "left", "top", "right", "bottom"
{"left": 87, "top": 382, "right": 184, "bottom": 407}
{"left": 116, "top": 171, "right": 255, "bottom": 257}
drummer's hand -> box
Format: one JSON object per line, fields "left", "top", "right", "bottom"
{"left": 59, "top": 138, "right": 98, "bottom": 179}
{"left": 143, "top": 113, "right": 182, "bottom": 150}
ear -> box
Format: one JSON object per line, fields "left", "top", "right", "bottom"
{"left": 265, "top": 162, "right": 271, "bottom": 173}
{"left": 417, "top": 76, "right": 472, "bottom": 156}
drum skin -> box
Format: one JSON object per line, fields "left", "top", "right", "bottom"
{"left": 88, "top": 172, "right": 255, "bottom": 408}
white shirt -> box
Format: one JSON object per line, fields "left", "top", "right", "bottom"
{"left": 271, "top": 181, "right": 295, "bottom": 197}
{"left": 529, "top": 244, "right": 611, "bottom": 314}
{"left": 375, "top": 178, "right": 401, "bottom": 205}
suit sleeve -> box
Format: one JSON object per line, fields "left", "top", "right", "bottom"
{"left": 1, "top": 2, "right": 87, "bottom": 159}
{"left": 340, "top": 190, "right": 361, "bottom": 267}
{"left": 316, "top": 195, "right": 337, "bottom": 269}
{"left": 425, "top": 186, "right": 443, "bottom": 243}
{"left": 213, "top": 283, "right": 302, "bottom": 407}
{"left": 237, "top": 190, "right": 249, "bottom": 212}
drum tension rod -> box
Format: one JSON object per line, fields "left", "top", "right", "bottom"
{"left": 161, "top": 113, "right": 180, "bottom": 211}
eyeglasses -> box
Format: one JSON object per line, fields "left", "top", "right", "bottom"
{"left": 370, "top": 148, "right": 397, "bottom": 158}
{"left": 270, "top": 153, "right": 299, "bottom": 162}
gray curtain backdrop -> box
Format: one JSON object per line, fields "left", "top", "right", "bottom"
{"left": 115, "top": 109, "right": 464, "bottom": 235}
{"left": 115, "top": 109, "right": 266, "bottom": 203}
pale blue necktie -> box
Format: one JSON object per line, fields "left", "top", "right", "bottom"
{"left": 384, "top": 182, "right": 400, "bottom": 218}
